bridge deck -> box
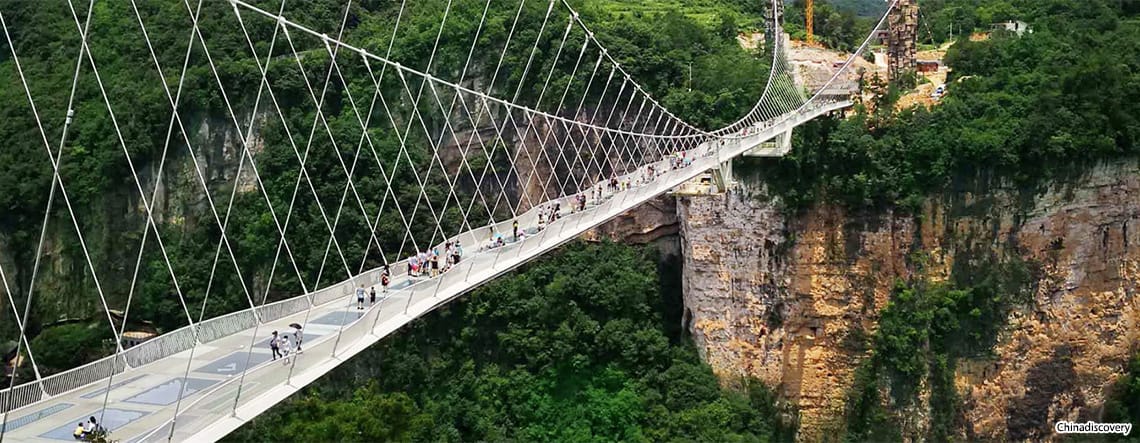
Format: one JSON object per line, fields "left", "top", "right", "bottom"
{"left": 0, "top": 101, "right": 848, "bottom": 442}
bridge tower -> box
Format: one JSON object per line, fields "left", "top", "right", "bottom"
{"left": 887, "top": 0, "right": 918, "bottom": 83}
{"left": 765, "top": 0, "right": 783, "bottom": 44}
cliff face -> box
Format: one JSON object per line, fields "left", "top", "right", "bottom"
{"left": 0, "top": 110, "right": 270, "bottom": 329}
{"left": 584, "top": 195, "right": 679, "bottom": 244}
{"left": 678, "top": 159, "right": 1140, "bottom": 440}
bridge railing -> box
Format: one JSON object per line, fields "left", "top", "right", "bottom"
{"left": 108, "top": 110, "right": 861, "bottom": 441}
{"left": 121, "top": 327, "right": 196, "bottom": 369}
{"left": 0, "top": 379, "right": 44, "bottom": 415}
{"left": 41, "top": 355, "right": 129, "bottom": 397}
{"left": 255, "top": 294, "right": 312, "bottom": 324}
{"left": 196, "top": 309, "right": 259, "bottom": 344}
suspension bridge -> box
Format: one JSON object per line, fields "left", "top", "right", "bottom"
{"left": 0, "top": 0, "right": 894, "bottom": 441}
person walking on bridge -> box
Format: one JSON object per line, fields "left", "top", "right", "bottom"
{"left": 292, "top": 325, "right": 303, "bottom": 352}
{"left": 369, "top": 286, "right": 377, "bottom": 306}
{"left": 280, "top": 335, "right": 293, "bottom": 365}
{"left": 356, "top": 285, "right": 366, "bottom": 310}
{"left": 269, "top": 331, "right": 283, "bottom": 361}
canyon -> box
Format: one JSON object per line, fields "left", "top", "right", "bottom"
{"left": 590, "top": 158, "right": 1140, "bottom": 440}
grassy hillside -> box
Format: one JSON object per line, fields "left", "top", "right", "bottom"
{"left": 585, "top": 0, "right": 767, "bottom": 29}
{"left": 828, "top": 0, "right": 890, "bottom": 17}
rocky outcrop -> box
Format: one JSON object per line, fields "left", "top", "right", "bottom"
{"left": 0, "top": 109, "right": 273, "bottom": 329}
{"left": 436, "top": 106, "right": 634, "bottom": 215}
{"left": 960, "top": 161, "right": 1140, "bottom": 440}
{"left": 584, "top": 195, "right": 678, "bottom": 244}
{"left": 678, "top": 159, "right": 1140, "bottom": 441}
{"left": 678, "top": 188, "right": 909, "bottom": 440}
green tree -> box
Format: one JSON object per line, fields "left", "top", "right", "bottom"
{"left": 28, "top": 323, "right": 114, "bottom": 376}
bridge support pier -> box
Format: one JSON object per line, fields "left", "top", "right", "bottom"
{"left": 742, "top": 128, "right": 793, "bottom": 157}
{"left": 713, "top": 160, "right": 734, "bottom": 192}
{"left": 774, "top": 129, "right": 792, "bottom": 155}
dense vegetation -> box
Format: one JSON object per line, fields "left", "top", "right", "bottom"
{"left": 229, "top": 242, "right": 795, "bottom": 442}
{"left": 827, "top": 0, "right": 890, "bottom": 18}
{"left": 783, "top": 0, "right": 877, "bottom": 51}
{"left": 843, "top": 257, "right": 1035, "bottom": 441}
{"left": 741, "top": 0, "right": 1140, "bottom": 439}
{"left": 0, "top": 0, "right": 770, "bottom": 375}
{"left": 1105, "top": 352, "right": 1140, "bottom": 433}
{"left": 751, "top": 0, "right": 1140, "bottom": 211}
{"left": 27, "top": 323, "right": 114, "bottom": 376}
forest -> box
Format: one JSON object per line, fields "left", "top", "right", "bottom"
{"left": 757, "top": 0, "right": 1140, "bottom": 440}
{"left": 3, "top": 0, "right": 1140, "bottom": 440}
{"left": 753, "top": 0, "right": 1140, "bottom": 211}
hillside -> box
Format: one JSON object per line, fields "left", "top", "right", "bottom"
{"left": 3, "top": 0, "right": 1140, "bottom": 441}
{"left": 827, "top": 0, "right": 890, "bottom": 17}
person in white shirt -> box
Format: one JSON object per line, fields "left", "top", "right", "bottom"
{"left": 280, "top": 335, "right": 293, "bottom": 364}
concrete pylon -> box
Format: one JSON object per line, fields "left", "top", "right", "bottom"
{"left": 713, "top": 159, "right": 734, "bottom": 192}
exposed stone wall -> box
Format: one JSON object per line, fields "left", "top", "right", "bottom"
{"left": 0, "top": 109, "right": 273, "bottom": 326}
{"left": 678, "top": 188, "right": 910, "bottom": 440}
{"left": 584, "top": 195, "right": 678, "bottom": 244}
{"left": 677, "top": 159, "right": 1140, "bottom": 441}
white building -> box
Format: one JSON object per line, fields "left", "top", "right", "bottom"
{"left": 993, "top": 20, "right": 1032, "bottom": 37}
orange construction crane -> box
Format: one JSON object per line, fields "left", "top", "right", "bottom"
{"left": 806, "top": 0, "right": 814, "bottom": 44}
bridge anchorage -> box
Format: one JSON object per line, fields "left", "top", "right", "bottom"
{"left": 0, "top": 0, "right": 895, "bottom": 440}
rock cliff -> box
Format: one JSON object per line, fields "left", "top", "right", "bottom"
{"left": 0, "top": 109, "right": 272, "bottom": 330}
{"left": 678, "top": 159, "right": 1140, "bottom": 440}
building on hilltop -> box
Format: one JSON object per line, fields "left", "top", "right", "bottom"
{"left": 917, "top": 60, "right": 940, "bottom": 73}
{"left": 993, "top": 20, "right": 1032, "bottom": 37}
